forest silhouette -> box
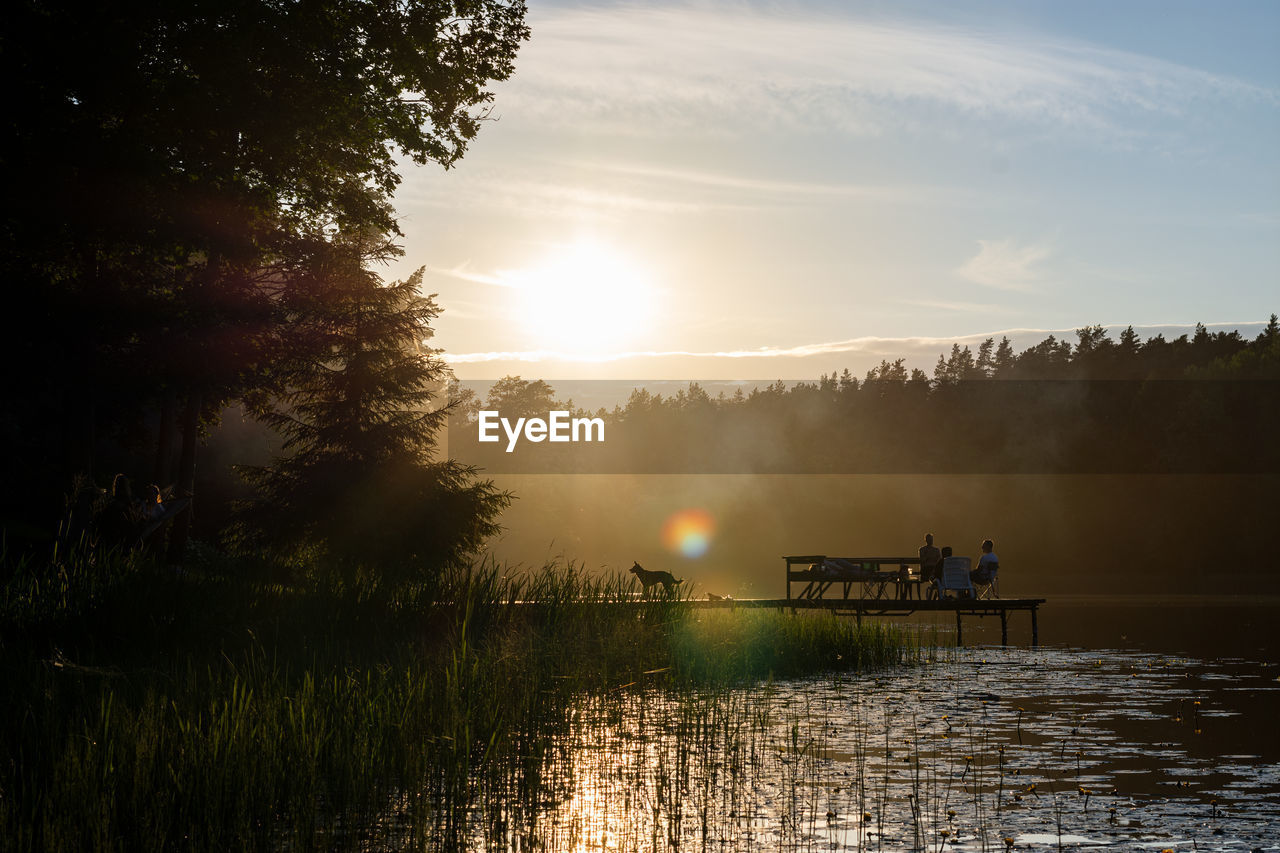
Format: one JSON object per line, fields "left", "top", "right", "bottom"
{"left": 449, "top": 320, "right": 1280, "bottom": 475}
{"left": 437, "top": 323, "right": 1278, "bottom": 599}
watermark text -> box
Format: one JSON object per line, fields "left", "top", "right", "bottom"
{"left": 478, "top": 410, "right": 605, "bottom": 452}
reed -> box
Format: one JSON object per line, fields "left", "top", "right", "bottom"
{"left": 0, "top": 547, "right": 918, "bottom": 851}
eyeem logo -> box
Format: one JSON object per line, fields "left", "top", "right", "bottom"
{"left": 478, "top": 411, "right": 605, "bottom": 453}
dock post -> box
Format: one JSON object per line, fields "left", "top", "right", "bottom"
{"left": 1031, "top": 606, "right": 1039, "bottom": 647}
{"left": 785, "top": 557, "right": 794, "bottom": 615}
{"left": 955, "top": 609, "right": 963, "bottom": 646}
{"left": 1000, "top": 610, "right": 1008, "bottom": 646}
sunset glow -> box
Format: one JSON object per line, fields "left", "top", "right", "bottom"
{"left": 401, "top": 2, "right": 1277, "bottom": 380}
{"left": 509, "top": 240, "right": 657, "bottom": 357}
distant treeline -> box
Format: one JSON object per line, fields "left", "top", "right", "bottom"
{"left": 450, "top": 320, "right": 1280, "bottom": 474}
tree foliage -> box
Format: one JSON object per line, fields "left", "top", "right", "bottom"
{"left": 231, "top": 235, "right": 510, "bottom": 588}
{"left": 1, "top": 1, "right": 529, "bottom": 554}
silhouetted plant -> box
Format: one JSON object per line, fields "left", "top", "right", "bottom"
{"left": 231, "top": 234, "right": 509, "bottom": 592}
{"left": 1, "top": 0, "right": 529, "bottom": 554}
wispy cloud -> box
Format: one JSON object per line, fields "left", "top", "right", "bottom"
{"left": 492, "top": 179, "right": 724, "bottom": 216}
{"left": 400, "top": 170, "right": 752, "bottom": 220}
{"left": 956, "top": 239, "right": 1053, "bottom": 291}
{"left": 901, "top": 298, "right": 1014, "bottom": 314}
{"left": 427, "top": 262, "right": 515, "bottom": 287}
{"left": 445, "top": 336, "right": 991, "bottom": 365}
{"left": 398, "top": 156, "right": 950, "bottom": 224}
{"left": 442, "top": 322, "right": 1268, "bottom": 368}
{"left": 502, "top": 4, "right": 1274, "bottom": 143}
{"left": 444, "top": 338, "right": 922, "bottom": 365}
{"left": 568, "top": 161, "right": 941, "bottom": 204}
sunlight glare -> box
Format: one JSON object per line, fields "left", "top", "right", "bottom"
{"left": 661, "top": 508, "right": 715, "bottom": 559}
{"left": 509, "top": 240, "right": 657, "bottom": 357}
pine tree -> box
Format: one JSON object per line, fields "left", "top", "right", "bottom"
{"left": 975, "top": 337, "right": 996, "bottom": 378}
{"left": 993, "top": 337, "right": 1016, "bottom": 377}
{"left": 232, "top": 234, "right": 509, "bottom": 591}
{"left": 1262, "top": 314, "right": 1279, "bottom": 344}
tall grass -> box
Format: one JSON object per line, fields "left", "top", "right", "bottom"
{"left": 0, "top": 548, "right": 919, "bottom": 851}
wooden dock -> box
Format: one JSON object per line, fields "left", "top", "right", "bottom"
{"left": 774, "top": 553, "right": 1046, "bottom": 646}
{"left": 507, "top": 595, "right": 1045, "bottom": 646}
{"left": 686, "top": 596, "right": 1045, "bottom": 646}
{"left": 508, "top": 551, "right": 1046, "bottom": 647}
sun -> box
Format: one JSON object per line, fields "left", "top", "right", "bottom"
{"left": 509, "top": 240, "right": 657, "bottom": 357}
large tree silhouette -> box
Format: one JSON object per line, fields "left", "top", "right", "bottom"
{"left": 1, "top": 1, "right": 528, "bottom": 552}
{"left": 231, "top": 234, "right": 509, "bottom": 590}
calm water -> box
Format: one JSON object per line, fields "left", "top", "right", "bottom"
{"left": 450, "top": 599, "right": 1280, "bottom": 851}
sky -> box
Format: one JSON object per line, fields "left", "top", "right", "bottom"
{"left": 387, "top": 0, "right": 1280, "bottom": 380}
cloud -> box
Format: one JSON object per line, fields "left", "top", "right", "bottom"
{"left": 442, "top": 322, "right": 1269, "bottom": 370}
{"left": 427, "top": 262, "right": 515, "bottom": 288}
{"left": 443, "top": 338, "right": 933, "bottom": 366}
{"left": 956, "top": 239, "right": 1053, "bottom": 291}
{"left": 400, "top": 168, "right": 753, "bottom": 220}
{"left": 901, "top": 298, "right": 1013, "bottom": 314}
{"left": 568, "top": 161, "right": 939, "bottom": 204}
{"left": 500, "top": 4, "right": 1274, "bottom": 143}
{"left": 397, "top": 155, "right": 952, "bottom": 224}
{"left": 445, "top": 335, "right": 979, "bottom": 366}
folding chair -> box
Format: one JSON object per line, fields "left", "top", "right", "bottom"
{"left": 935, "top": 556, "right": 975, "bottom": 599}
{"left": 973, "top": 561, "right": 1000, "bottom": 599}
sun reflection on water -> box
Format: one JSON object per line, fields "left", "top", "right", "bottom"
{"left": 449, "top": 647, "right": 1280, "bottom": 851}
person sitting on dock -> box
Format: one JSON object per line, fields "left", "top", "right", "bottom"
{"left": 919, "top": 533, "right": 941, "bottom": 582}
{"left": 923, "top": 546, "right": 954, "bottom": 599}
{"left": 971, "top": 539, "right": 999, "bottom": 584}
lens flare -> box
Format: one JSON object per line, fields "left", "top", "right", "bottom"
{"left": 661, "top": 508, "right": 716, "bottom": 559}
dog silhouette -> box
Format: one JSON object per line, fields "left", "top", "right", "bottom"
{"left": 629, "top": 561, "right": 683, "bottom": 595}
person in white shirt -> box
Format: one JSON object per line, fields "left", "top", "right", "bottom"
{"left": 971, "top": 539, "right": 998, "bottom": 584}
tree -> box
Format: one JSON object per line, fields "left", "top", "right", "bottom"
{"left": 1072, "top": 324, "right": 1115, "bottom": 377}
{"left": 1, "top": 1, "right": 529, "bottom": 550}
{"left": 484, "top": 377, "right": 565, "bottom": 419}
{"left": 1262, "top": 314, "right": 1280, "bottom": 345}
{"left": 865, "top": 359, "right": 909, "bottom": 385}
{"left": 975, "top": 337, "right": 996, "bottom": 378}
{"left": 1012, "top": 334, "right": 1072, "bottom": 378}
{"left": 932, "top": 344, "right": 977, "bottom": 386}
{"left": 231, "top": 234, "right": 510, "bottom": 591}
{"left": 993, "top": 337, "right": 1016, "bottom": 377}
{"left": 446, "top": 378, "right": 484, "bottom": 429}
{"left": 1118, "top": 325, "right": 1141, "bottom": 358}
{"left": 932, "top": 354, "right": 950, "bottom": 387}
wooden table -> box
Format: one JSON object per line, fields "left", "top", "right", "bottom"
{"left": 785, "top": 555, "right": 925, "bottom": 603}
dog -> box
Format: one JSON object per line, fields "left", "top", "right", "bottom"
{"left": 630, "top": 561, "right": 683, "bottom": 595}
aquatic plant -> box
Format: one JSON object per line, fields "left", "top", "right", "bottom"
{"left": 0, "top": 551, "right": 917, "bottom": 851}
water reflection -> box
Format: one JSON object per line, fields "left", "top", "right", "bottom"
{"left": 466, "top": 646, "right": 1279, "bottom": 851}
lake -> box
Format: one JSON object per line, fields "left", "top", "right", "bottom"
{"left": 452, "top": 596, "right": 1279, "bottom": 851}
